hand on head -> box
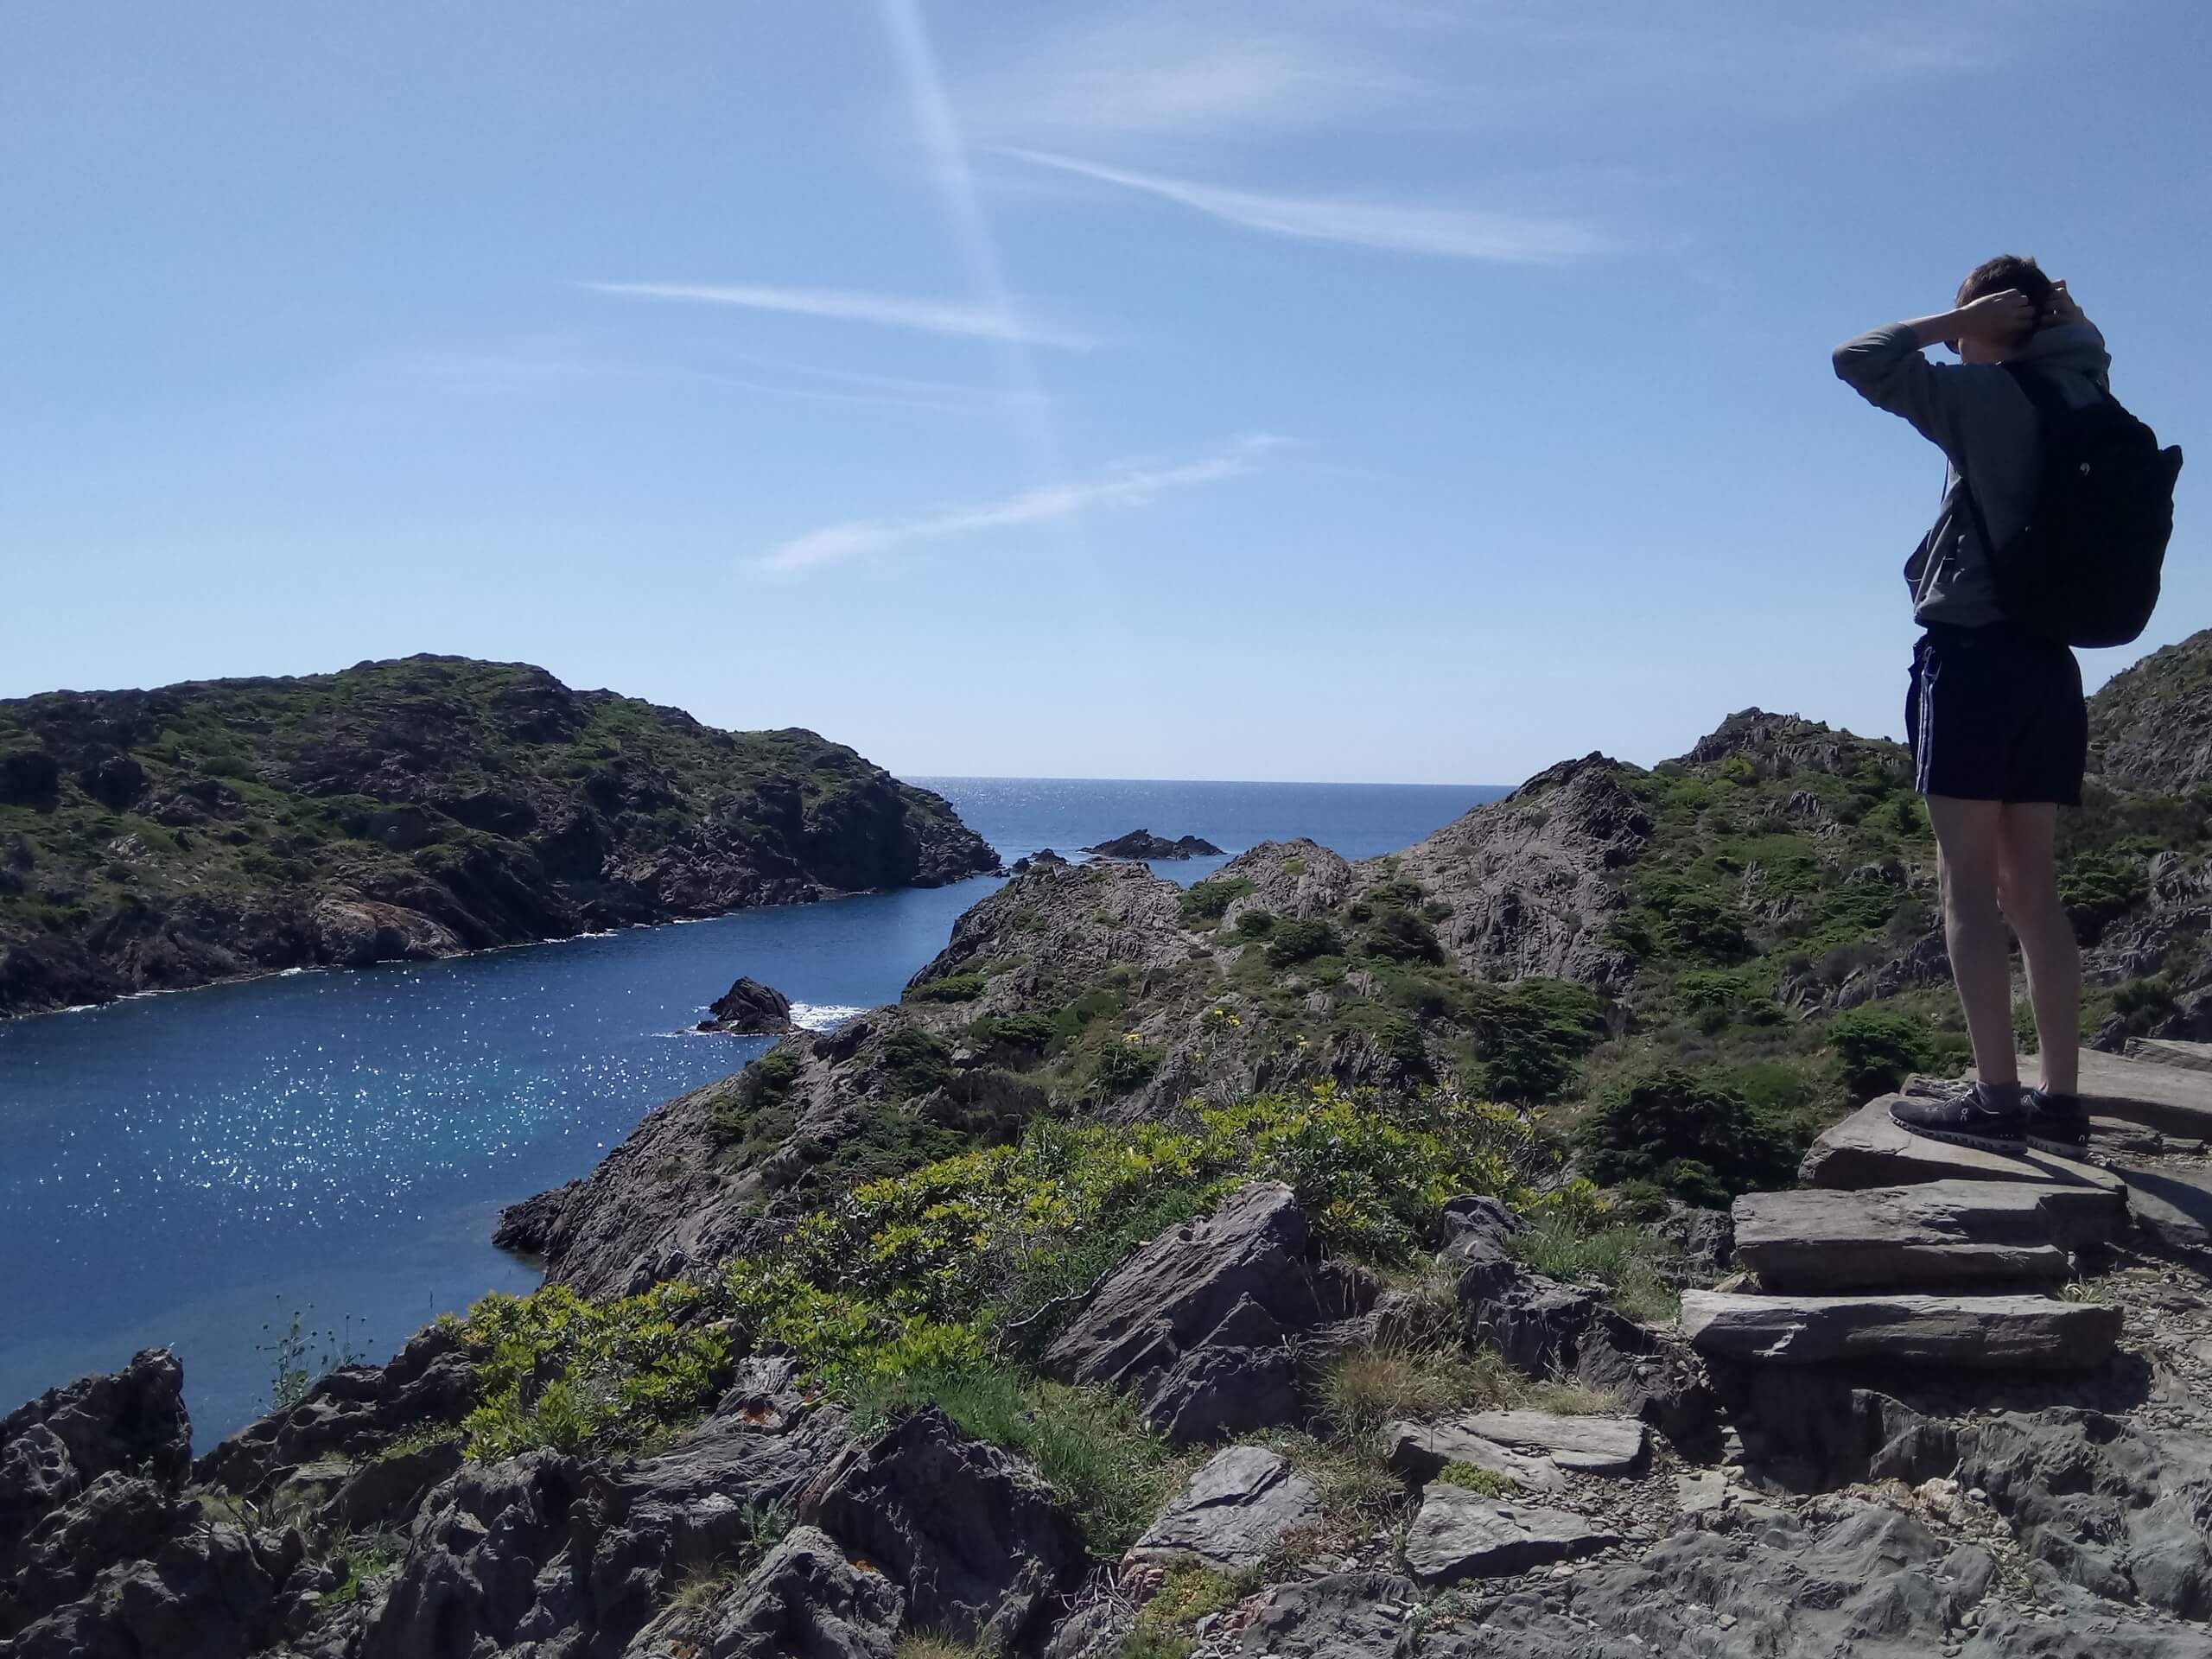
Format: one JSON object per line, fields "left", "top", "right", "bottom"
{"left": 1954, "top": 287, "right": 2036, "bottom": 346}
{"left": 2042, "top": 279, "right": 2084, "bottom": 328}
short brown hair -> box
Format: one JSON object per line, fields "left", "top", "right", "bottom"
{"left": 1956, "top": 253, "right": 2053, "bottom": 314}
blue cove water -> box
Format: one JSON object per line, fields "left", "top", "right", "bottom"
{"left": 0, "top": 778, "right": 1504, "bottom": 1440}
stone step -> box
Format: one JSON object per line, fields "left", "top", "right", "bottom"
{"left": 1733, "top": 1180, "right": 2114, "bottom": 1292}
{"left": 1454, "top": 1410, "right": 1648, "bottom": 1474}
{"left": 2124, "top": 1038, "right": 2212, "bottom": 1075}
{"left": 2074, "top": 1048, "right": 2212, "bottom": 1141}
{"left": 1680, "top": 1289, "right": 2121, "bottom": 1370}
{"left": 1799, "top": 1098, "right": 2126, "bottom": 1195}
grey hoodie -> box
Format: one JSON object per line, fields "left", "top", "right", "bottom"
{"left": 1833, "top": 319, "right": 2112, "bottom": 626}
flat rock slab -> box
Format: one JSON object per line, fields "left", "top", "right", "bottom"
{"left": 1128, "top": 1445, "right": 1322, "bottom": 1571}
{"left": 1800, "top": 1099, "right": 2126, "bottom": 1195}
{"left": 1402, "top": 1487, "right": 1622, "bottom": 1584}
{"left": 2125, "top": 1038, "right": 2212, "bottom": 1075}
{"left": 2075, "top": 1048, "right": 2212, "bottom": 1139}
{"left": 1383, "top": 1421, "right": 1565, "bottom": 1492}
{"left": 1733, "top": 1180, "right": 2103, "bottom": 1291}
{"left": 1455, "top": 1410, "right": 1648, "bottom": 1474}
{"left": 1681, "top": 1290, "right": 2121, "bottom": 1370}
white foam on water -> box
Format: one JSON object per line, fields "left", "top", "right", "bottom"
{"left": 791, "top": 1002, "right": 865, "bottom": 1031}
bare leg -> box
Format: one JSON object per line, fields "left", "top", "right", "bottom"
{"left": 1998, "top": 803, "right": 2081, "bottom": 1095}
{"left": 1926, "top": 795, "right": 2018, "bottom": 1086}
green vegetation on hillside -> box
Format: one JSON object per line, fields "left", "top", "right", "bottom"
{"left": 0, "top": 655, "right": 992, "bottom": 1016}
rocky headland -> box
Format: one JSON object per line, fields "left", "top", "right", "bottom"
{"left": 13, "top": 628, "right": 2212, "bottom": 1659}
{"left": 0, "top": 656, "right": 998, "bottom": 1019}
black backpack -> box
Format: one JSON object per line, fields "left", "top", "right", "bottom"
{"left": 1967, "top": 365, "right": 2183, "bottom": 648}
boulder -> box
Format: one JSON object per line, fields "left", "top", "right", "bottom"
{"left": 1400, "top": 1486, "right": 1622, "bottom": 1585}
{"left": 1680, "top": 1290, "right": 2122, "bottom": 1370}
{"left": 1007, "top": 849, "right": 1070, "bottom": 874}
{"left": 1800, "top": 1097, "right": 2126, "bottom": 1193}
{"left": 1044, "top": 1182, "right": 1376, "bottom": 1444}
{"left": 1732, "top": 1180, "right": 2109, "bottom": 1292}
{"left": 697, "top": 976, "right": 794, "bottom": 1035}
{"left": 1128, "top": 1446, "right": 1322, "bottom": 1571}
{"left": 1232, "top": 1571, "right": 1418, "bottom": 1657}
{"left": 796, "top": 1407, "right": 1082, "bottom": 1650}
{"left": 631, "top": 1525, "right": 903, "bottom": 1659}
{"left": 1081, "top": 829, "right": 1224, "bottom": 861}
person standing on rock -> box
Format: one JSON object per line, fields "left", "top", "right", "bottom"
{"left": 1833, "top": 255, "right": 2104, "bottom": 1157}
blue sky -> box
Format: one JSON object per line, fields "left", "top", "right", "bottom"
{"left": 3, "top": 2, "right": 2205, "bottom": 784}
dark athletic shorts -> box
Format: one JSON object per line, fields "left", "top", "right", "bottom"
{"left": 1905, "top": 622, "right": 2087, "bottom": 804}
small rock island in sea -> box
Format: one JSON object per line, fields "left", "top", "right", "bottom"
{"left": 1080, "top": 827, "right": 1224, "bottom": 861}
{"left": 696, "top": 976, "right": 793, "bottom": 1034}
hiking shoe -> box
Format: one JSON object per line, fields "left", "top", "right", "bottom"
{"left": 1889, "top": 1082, "right": 2026, "bottom": 1153}
{"left": 2023, "top": 1089, "right": 2092, "bottom": 1157}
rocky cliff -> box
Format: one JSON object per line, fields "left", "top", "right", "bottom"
{"left": 0, "top": 655, "right": 998, "bottom": 1018}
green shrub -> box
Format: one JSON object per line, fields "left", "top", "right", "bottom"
{"left": 906, "top": 972, "right": 985, "bottom": 1004}
{"left": 1234, "top": 908, "right": 1277, "bottom": 938}
{"left": 1827, "top": 1005, "right": 1942, "bottom": 1099}
{"left": 707, "top": 1048, "right": 802, "bottom": 1147}
{"left": 1463, "top": 978, "right": 1608, "bottom": 1104}
{"left": 967, "top": 1011, "right": 1056, "bottom": 1060}
{"left": 1179, "top": 877, "right": 1252, "bottom": 922}
{"left": 1266, "top": 918, "right": 1344, "bottom": 966}
{"left": 1092, "top": 1039, "right": 1164, "bottom": 1096}
{"left": 458, "top": 1282, "right": 734, "bottom": 1459}
{"left": 2059, "top": 851, "right": 2147, "bottom": 938}
{"left": 1576, "top": 1066, "right": 1805, "bottom": 1205}
{"left": 880, "top": 1027, "right": 953, "bottom": 1097}
{"left": 1363, "top": 907, "right": 1443, "bottom": 963}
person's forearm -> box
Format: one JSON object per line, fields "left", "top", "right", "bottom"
{"left": 1899, "top": 310, "right": 1968, "bottom": 349}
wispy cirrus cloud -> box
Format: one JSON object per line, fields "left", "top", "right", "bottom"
{"left": 583, "top": 282, "right": 1094, "bottom": 350}
{"left": 758, "top": 434, "right": 1282, "bottom": 575}
{"left": 995, "top": 149, "right": 1610, "bottom": 264}
{"left": 957, "top": 9, "right": 1429, "bottom": 144}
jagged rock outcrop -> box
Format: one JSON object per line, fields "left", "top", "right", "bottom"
{"left": 629, "top": 1526, "right": 903, "bottom": 1659}
{"left": 1044, "top": 1182, "right": 1378, "bottom": 1444}
{"left": 795, "top": 1408, "right": 1083, "bottom": 1650}
{"left": 0, "top": 1351, "right": 315, "bottom": 1657}
{"left": 1383, "top": 754, "right": 1649, "bottom": 990}
{"left": 0, "top": 656, "right": 996, "bottom": 1018}
{"left": 1082, "top": 829, "right": 1224, "bottom": 861}
{"left": 195, "top": 1325, "right": 475, "bottom": 1501}
{"left": 696, "top": 976, "right": 793, "bottom": 1035}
